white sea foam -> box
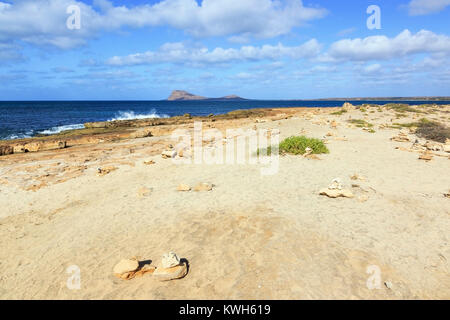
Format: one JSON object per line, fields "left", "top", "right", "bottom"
{"left": 38, "top": 124, "right": 85, "bottom": 135}
{"left": 2, "top": 130, "right": 34, "bottom": 140}
{"left": 108, "top": 110, "right": 169, "bottom": 121}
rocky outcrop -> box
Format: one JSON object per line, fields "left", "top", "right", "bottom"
{"left": 167, "top": 90, "right": 207, "bottom": 101}
{"left": 0, "top": 145, "right": 14, "bottom": 156}
{"left": 12, "top": 140, "right": 66, "bottom": 154}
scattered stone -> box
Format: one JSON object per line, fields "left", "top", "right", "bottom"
{"left": 153, "top": 262, "right": 188, "bottom": 281}
{"left": 350, "top": 174, "right": 366, "bottom": 181}
{"left": 162, "top": 150, "right": 177, "bottom": 159}
{"left": 384, "top": 281, "right": 393, "bottom": 290}
{"left": 330, "top": 120, "right": 338, "bottom": 129}
{"left": 177, "top": 184, "right": 191, "bottom": 192}
{"left": 419, "top": 151, "right": 433, "bottom": 161}
{"left": 425, "top": 141, "right": 443, "bottom": 151}
{"left": 304, "top": 147, "right": 313, "bottom": 156}
{"left": 320, "top": 179, "right": 354, "bottom": 198}
{"left": 444, "top": 139, "right": 450, "bottom": 153}
{"left": 194, "top": 182, "right": 213, "bottom": 192}
{"left": 328, "top": 178, "right": 343, "bottom": 190}
{"left": 391, "top": 132, "right": 410, "bottom": 142}
{"left": 97, "top": 166, "right": 118, "bottom": 176}
{"left": 138, "top": 187, "right": 152, "bottom": 197}
{"left": 444, "top": 191, "right": 450, "bottom": 198}
{"left": 325, "top": 132, "right": 334, "bottom": 137}
{"left": 113, "top": 258, "right": 139, "bottom": 275}
{"left": 161, "top": 252, "right": 181, "bottom": 269}
{"left": 144, "top": 160, "right": 155, "bottom": 165}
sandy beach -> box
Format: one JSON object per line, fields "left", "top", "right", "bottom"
{"left": 0, "top": 103, "right": 449, "bottom": 300}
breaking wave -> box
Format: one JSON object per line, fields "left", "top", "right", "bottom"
{"left": 37, "top": 124, "right": 85, "bottom": 135}
{"left": 108, "top": 110, "right": 169, "bottom": 121}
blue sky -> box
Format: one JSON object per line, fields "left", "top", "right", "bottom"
{"left": 0, "top": 0, "right": 449, "bottom": 100}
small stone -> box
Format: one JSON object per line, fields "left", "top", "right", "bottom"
{"left": 384, "top": 281, "right": 393, "bottom": 290}
{"left": 144, "top": 160, "right": 155, "bottom": 165}
{"left": 162, "top": 150, "right": 177, "bottom": 159}
{"left": 113, "top": 259, "right": 139, "bottom": 275}
{"left": 419, "top": 151, "right": 433, "bottom": 161}
{"left": 153, "top": 263, "right": 188, "bottom": 282}
{"left": 177, "top": 184, "right": 191, "bottom": 192}
{"left": 328, "top": 178, "right": 343, "bottom": 190}
{"left": 161, "top": 252, "right": 181, "bottom": 269}
{"left": 194, "top": 183, "right": 213, "bottom": 192}
{"left": 97, "top": 166, "right": 118, "bottom": 176}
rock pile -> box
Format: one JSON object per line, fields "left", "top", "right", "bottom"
{"left": 319, "top": 178, "right": 354, "bottom": 198}
{"left": 391, "top": 132, "right": 410, "bottom": 142}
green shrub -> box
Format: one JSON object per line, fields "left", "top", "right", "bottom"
{"left": 393, "top": 118, "right": 450, "bottom": 142}
{"left": 258, "top": 136, "right": 329, "bottom": 156}
{"left": 331, "top": 109, "right": 347, "bottom": 115}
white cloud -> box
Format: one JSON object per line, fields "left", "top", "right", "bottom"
{"left": 0, "top": 0, "right": 326, "bottom": 60}
{"left": 407, "top": 0, "right": 450, "bottom": 16}
{"left": 324, "top": 29, "right": 450, "bottom": 62}
{"left": 107, "top": 40, "right": 322, "bottom": 66}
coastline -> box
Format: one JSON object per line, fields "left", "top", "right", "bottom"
{"left": 0, "top": 102, "right": 449, "bottom": 299}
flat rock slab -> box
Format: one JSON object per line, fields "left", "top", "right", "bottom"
{"left": 319, "top": 188, "right": 354, "bottom": 198}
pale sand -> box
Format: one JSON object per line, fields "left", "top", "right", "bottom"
{"left": 0, "top": 106, "right": 449, "bottom": 299}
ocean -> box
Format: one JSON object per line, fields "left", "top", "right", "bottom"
{"left": 1, "top": 100, "right": 449, "bottom": 141}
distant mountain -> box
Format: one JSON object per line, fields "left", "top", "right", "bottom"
{"left": 167, "top": 90, "right": 248, "bottom": 101}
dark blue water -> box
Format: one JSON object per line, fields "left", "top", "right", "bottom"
{"left": 1, "top": 100, "right": 449, "bottom": 140}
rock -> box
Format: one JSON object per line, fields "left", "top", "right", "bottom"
{"left": 419, "top": 151, "right": 433, "bottom": 161}
{"left": 161, "top": 252, "right": 181, "bottom": 269}
{"left": 138, "top": 187, "right": 152, "bottom": 197}
{"left": 444, "top": 191, "right": 450, "bottom": 198}
{"left": 153, "top": 263, "right": 188, "bottom": 281}
{"left": 350, "top": 174, "right": 366, "bottom": 181}
{"left": 384, "top": 281, "right": 393, "bottom": 290}
{"left": 130, "top": 128, "right": 152, "bottom": 139}
{"left": 330, "top": 120, "right": 338, "bottom": 129}
{"left": 325, "top": 132, "right": 334, "bottom": 137}
{"left": 194, "top": 182, "right": 213, "bottom": 192}
{"left": 113, "top": 258, "right": 139, "bottom": 275}
{"left": 12, "top": 140, "right": 66, "bottom": 153}
{"left": 0, "top": 145, "right": 14, "bottom": 156}
{"left": 391, "top": 133, "right": 410, "bottom": 142}
{"left": 304, "top": 147, "right": 313, "bottom": 156}
{"left": 177, "top": 184, "right": 191, "bottom": 192}
{"left": 424, "top": 142, "right": 443, "bottom": 151}
{"left": 144, "top": 160, "right": 155, "bottom": 165}
{"left": 97, "top": 166, "right": 118, "bottom": 176}
{"left": 442, "top": 139, "right": 450, "bottom": 153}
{"left": 320, "top": 188, "right": 354, "bottom": 198}
{"left": 162, "top": 150, "right": 177, "bottom": 159}
{"left": 328, "top": 178, "right": 343, "bottom": 190}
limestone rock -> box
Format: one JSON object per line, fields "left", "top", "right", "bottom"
{"left": 130, "top": 128, "right": 152, "bottom": 139}
{"left": 144, "top": 160, "right": 155, "bottom": 165}
{"left": 0, "top": 145, "right": 14, "bottom": 156}
{"left": 161, "top": 252, "right": 181, "bottom": 269}
{"left": 419, "top": 151, "right": 433, "bottom": 161}
{"left": 391, "top": 132, "right": 410, "bottom": 142}
{"left": 97, "top": 166, "right": 118, "bottom": 176}
{"left": 177, "top": 184, "right": 191, "bottom": 192}
{"left": 113, "top": 259, "right": 139, "bottom": 275}
{"left": 424, "top": 142, "right": 443, "bottom": 151}
{"left": 320, "top": 188, "right": 354, "bottom": 198}
{"left": 162, "top": 150, "right": 177, "bottom": 159}
{"left": 153, "top": 263, "right": 188, "bottom": 282}
{"left": 443, "top": 139, "right": 450, "bottom": 153}
{"left": 328, "top": 178, "right": 343, "bottom": 190}
{"left": 320, "top": 179, "right": 354, "bottom": 198}
{"left": 194, "top": 182, "right": 213, "bottom": 192}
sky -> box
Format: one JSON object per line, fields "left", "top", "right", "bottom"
{"left": 0, "top": 0, "right": 449, "bottom": 100}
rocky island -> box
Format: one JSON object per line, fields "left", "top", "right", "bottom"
{"left": 167, "top": 90, "right": 248, "bottom": 101}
